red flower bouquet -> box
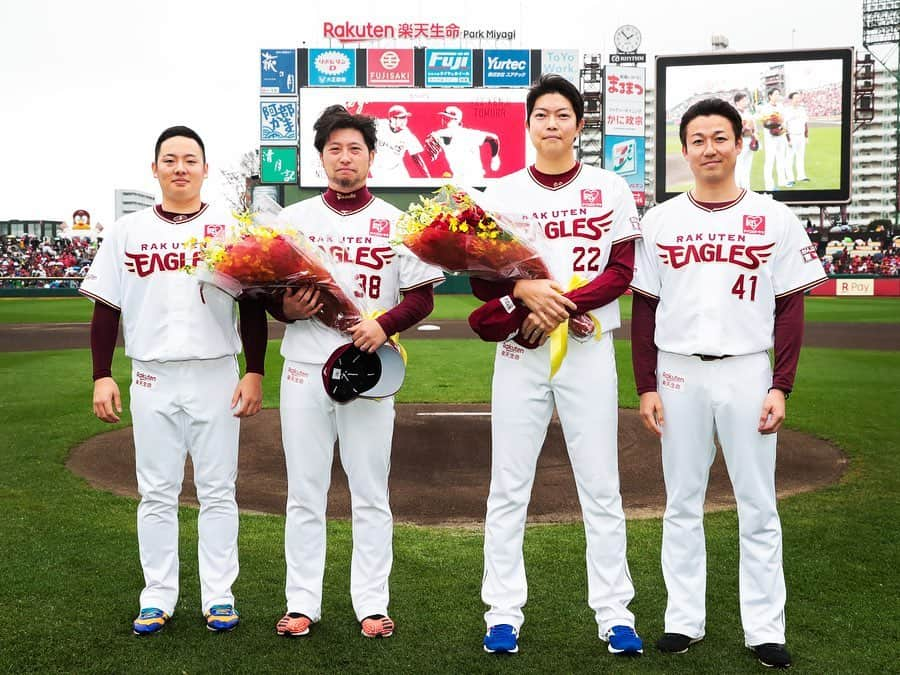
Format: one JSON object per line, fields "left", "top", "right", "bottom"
{"left": 397, "top": 186, "right": 596, "bottom": 347}
{"left": 395, "top": 185, "right": 550, "bottom": 280}
{"left": 763, "top": 112, "right": 785, "bottom": 136}
{"left": 186, "top": 216, "right": 361, "bottom": 333}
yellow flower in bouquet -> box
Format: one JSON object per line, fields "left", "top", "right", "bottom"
{"left": 395, "top": 185, "right": 550, "bottom": 279}
{"left": 185, "top": 213, "right": 361, "bottom": 332}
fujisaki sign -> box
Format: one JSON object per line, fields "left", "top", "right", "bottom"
{"left": 367, "top": 49, "right": 414, "bottom": 87}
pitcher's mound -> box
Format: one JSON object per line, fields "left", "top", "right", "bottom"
{"left": 67, "top": 405, "right": 847, "bottom": 525}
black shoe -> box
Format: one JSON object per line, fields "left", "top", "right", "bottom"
{"left": 749, "top": 643, "right": 792, "bottom": 668}
{"left": 656, "top": 632, "right": 702, "bottom": 654}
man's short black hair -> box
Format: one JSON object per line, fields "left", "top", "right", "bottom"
{"left": 679, "top": 98, "right": 743, "bottom": 148}
{"left": 788, "top": 91, "right": 800, "bottom": 100}
{"left": 313, "top": 105, "right": 377, "bottom": 153}
{"left": 733, "top": 92, "right": 748, "bottom": 104}
{"left": 155, "top": 126, "right": 205, "bottom": 162}
{"left": 526, "top": 74, "right": 584, "bottom": 124}
{"left": 767, "top": 87, "right": 781, "bottom": 99}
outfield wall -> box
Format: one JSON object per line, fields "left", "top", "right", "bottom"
{"left": 2, "top": 276, "right": 896, "bottom": 298}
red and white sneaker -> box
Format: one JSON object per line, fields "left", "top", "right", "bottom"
{"left": 276, "top": 612, "right": 312, "bottom": 637}
{"left": 360, "top": 614, "right": 394, "bottom": 638}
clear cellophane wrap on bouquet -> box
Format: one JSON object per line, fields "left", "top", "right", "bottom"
{"left": 395, "top": 185, "right": 594, "bottom": 341}
{"left": 394, "top": 184, "right": 551, "bottom": 281}
{"left": 184, "top": 198, "right": 361, "bottom": 333}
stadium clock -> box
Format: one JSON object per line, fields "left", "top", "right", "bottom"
{"left": 613, "top": 25, "right": 641, "bottom": 53}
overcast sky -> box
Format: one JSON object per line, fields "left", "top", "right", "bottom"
{"left": 0, "top": 0, "right": 864, "bottom": 228}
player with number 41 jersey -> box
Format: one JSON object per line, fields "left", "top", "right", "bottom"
{"left": 634, "top": 189, "right": 826, "bottom": 357}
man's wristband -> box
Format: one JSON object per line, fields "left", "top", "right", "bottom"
{"left": 769, "top": 387, "right": 790, "bottom": 400}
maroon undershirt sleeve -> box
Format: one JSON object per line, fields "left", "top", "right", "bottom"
{"left": 375, "top": 284, "right": 435, "bottom": 336}
{"left": 90, "top": 301, "right": 120, "bottom": 381}
{"left": 772, "top": 291, "right": 804, "bottom": 394}
{"left": 262, "top": 292, "right": 292, "bottom": 323}
{"left": 238, "top": 298, "right": 268, "bottom": 376}
{"left": 564, "top": 240, "right": 635, "bottom": 313}
{"left": 470, "top": 277, "right": 516, "bottom": 302}
{"left": 631, "top": 292, "right": 660, "bottom": 395}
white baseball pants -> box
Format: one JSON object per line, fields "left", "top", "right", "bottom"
{"left": 789, "top": 137, "right": 808, "bottom": 181}
{"left": 657, "top": 351, "right": 786, "bottom": 646}
{"left": 482, "top": 332, "right": 635, "bottom": 635}
{"left": 736, "top": 144, "right": 755, "bottom": 190}
{"left": 763, "top": 135, "right": 792, "bottom": 190}
{"left": 280, "top": 359, "right": 395, "bottom": 622}
{"left": 130, "top": 356, "right": 240, "bottom": 616}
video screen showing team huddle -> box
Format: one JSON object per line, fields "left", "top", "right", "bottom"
{"left": 655, "top": 48, "right": 853, "bottom": 205}
{"left": 299, "top": 88, "right": 532, "bottom": 188}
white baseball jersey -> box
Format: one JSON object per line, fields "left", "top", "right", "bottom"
{"left": 784, "top": 105, "right": 808, "bottom": 138}
{"left": 431, "top": 126, "right": 490, "bottom": 180}
{"left": 277, "top": 195, "right": 444, "bottom": 363}
{"left": 372, "top": 119, "right": 424, "bottom": 179}
{"left": 79, "top": 204, "right": 242, "bottom": 362}
{"left": 632, "top": 190, "right": 827, "bottom": 356}
{"left": 481, "top": 164, "right": 641, "bottom": 333}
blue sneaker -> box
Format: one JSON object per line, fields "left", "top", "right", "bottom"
{"left": 205, "top": 604, "right": 240, "bottom": 632}
{"left": 484, "top": 624, "right": 519, "bottom": 654}
{"left": 133, "top": 607, "right": 169, "bottom": 635}
{"left": 603, "top": 625, "right": 643, "bottom": 654}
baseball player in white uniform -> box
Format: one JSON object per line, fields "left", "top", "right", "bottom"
{"left": 370, "top": 105, "right": 430, "bottom": 182}
{"left": 467, "top": 75, "right": 643, "bottom": 657}
{"left": 785, "top": 92, "right": 810, "bottom": 182}
{"left": 424, "top": 106, "right": 501, "bottom": 183}
{"left": 630, "top": 99, "right": 826, "bottom": 669}
{"left": 270, "top": 105, "right": 443, "bottom": 640}
{"left": 732, "top": 92, "right": 757, "bottom": 190}
{"left": 758, "top": 88, "right": 793, "bottom": 191}
{"left": 81, "top": 126, "right": 267, "bottom": 636}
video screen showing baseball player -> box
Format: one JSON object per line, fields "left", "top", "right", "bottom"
{"left": 266, "top": 105, "right": 444, "bottom": 640}
{"left": 79, "top": 126, "right": 268, "bottom": 636}
{"left": 424, "top": 106, "right": 502, "bottom": 183}
{"left": 466, "top": 75, "right": 644, "bottom": 657}
{"left": 732, "top": 92, "right": 758, "bottom": 190}
{"left": 370, "top": 104, "right": 430, "bottom": 180}
{"left": 630, "top": 99, "right": 827, "bottom": 669}
{"left": 757, "top": 88, "right": 794, "bottom": 191}
{"left": 784, "top": 91, "right": 810, "bottom": 182}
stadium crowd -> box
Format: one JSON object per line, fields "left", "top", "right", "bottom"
{"left": 823, "top": 247, "right": 900, "bottom": 276}
{"left": 1, "top": 235, "right": 98, "bottom": 287}
{"left": 0, "top": 231, "right": 897, "bottom": 288}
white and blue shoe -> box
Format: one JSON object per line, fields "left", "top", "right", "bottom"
{"left": 603, "top": 625, "right": 643, "bottom": 654}
{"left": 484, "top": 624, "right": 519, "bottom": 654}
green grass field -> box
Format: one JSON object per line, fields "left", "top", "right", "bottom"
{"left": 1, "top": 304, "right": 898, "bottom": 672}
{"left": 1, "top": 294, "right": 898, "bottom": 325}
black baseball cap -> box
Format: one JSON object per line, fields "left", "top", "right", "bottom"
{"left": 322, "top": 342, "right": 406, "bottom": 402}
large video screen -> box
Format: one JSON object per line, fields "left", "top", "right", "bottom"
{"left": 655, "top": 48, "right": 853, "bottom": 205}
{"left": 299, "top": 88, "right": 533, "bottom": 188}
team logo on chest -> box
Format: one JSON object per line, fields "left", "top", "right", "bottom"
{"left": 580, "top": 189, "right": 602, "bottom": 207}
{"left": 369, "top": 218, "right": 390, "bottom": 237}
{"left": 124, "top": 241, "right": 202, "bottom": 277}
{"left": 656, "top": 239, "right": 776, "bottom": 270}
{"left": 742, "top": 215, "right": 766, "bottom": 235}
{"left": 204, "top": 223, "right": 227, "bottom": 239}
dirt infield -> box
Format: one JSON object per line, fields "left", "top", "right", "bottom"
{"left": 67, "top": 405, "right": 847, "bottom": 526}
{"left": 6, "top": 319, "right": 853, "bottom": 525}
{"left": 3, "top": 319, "right": 899, "bottom": 352}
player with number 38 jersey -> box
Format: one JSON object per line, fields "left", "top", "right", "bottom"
{"left": 269, "top": 105, "right": 442, "bottom": 642}
{"left": 277, "top": 194, "right": 440, "bottom": 364}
